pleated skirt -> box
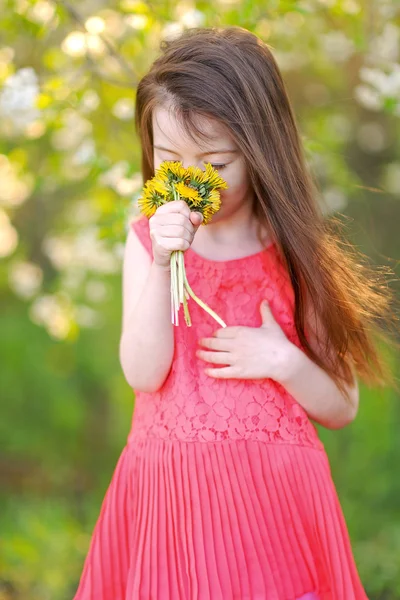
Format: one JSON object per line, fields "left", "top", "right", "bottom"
{"left": 73, "top": 438, "right": 368, "bottom": 600}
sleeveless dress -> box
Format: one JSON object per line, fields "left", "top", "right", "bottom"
{"left": 73, "top": 215, "right": 368, "bottom": 600}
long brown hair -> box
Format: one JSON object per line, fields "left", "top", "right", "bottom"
{"left": 134, "top": 26, "right": 399, "bottom": 400}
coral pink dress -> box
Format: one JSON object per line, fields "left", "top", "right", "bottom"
{"left": 74, "top": 215, "right": 368, "bottom": 600}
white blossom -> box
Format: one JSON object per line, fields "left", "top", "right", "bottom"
{"left": 125, "top": 14, "right": 149, "bottom": 30}
{"left": 30, "top": 294, "right": 73, "bottom": 339}
{"left": 0, "top": 67, "right": 40, "bottom": 130}
{"left": 51, "top": 110, "right": 92, "bottom": 151}
{"left": 369, "top": 23, "right": 399, "bottom": 63}
{"left": 322, "top": 31, "right": 355, "bottom": 62}
{"left": 72, "top": 139, "right": 96, "bottom": 165}
{"left": 42, "top": 227, "right": 120, "bottom": 273}
{"left": 179, "top": 10, "right": 205, "bottom": 28}
{"left": 81, "top": 90, "right": 100, "bottom": 113}
{"left": 162, "top": 22, "right": 184, "bottom": 41}
{"left": 75, "top": 305, "right": 102, "bottom": 328}
{"left": 85, "top": 16, "right": 106, "bottom": 35}
{"left": 28, "top": 0, "right": 56, "bottom": 25}
{"left": 112, "top": 98, "right": 135, "bottom": 120}
{"left": 0, "top": 155, "right": 34, "bottom": 206}
{"left": 0, "top": 209, "right": 18, "bottom": 257}
{"left": 354, "top": 85, "right": 383, "bottom": 111}
{"left": 359, "top": 64, "right": 400, "bottom": 98}
{"left": 9, "top": 261, "right": 43, "bottom": 299}
{"left": 99, "top": 161, "right": 130, "bottom": 187}
{"left": 85, "top": 280, "right": 108, "bottom": 302}
{"left": 357, "top": 122, "right": 388, "bottom": 153}
{"left": 322, "top": 187, "right": 348, "bottom": 214}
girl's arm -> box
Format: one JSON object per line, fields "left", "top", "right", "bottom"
{"left": 119, "top": 227, "right": 174, "bottom": 393}
{"left": 278, "top": 344, "right": 359, "bottom": 429}
{"left": 278, "top": 304, "right": 359, "bottom": 429}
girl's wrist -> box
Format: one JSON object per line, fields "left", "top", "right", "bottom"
{"left": 152, "top": 260, "right": 171, "bottom": 273}
{"left": 273, "top": 341, "right": 304, "bottom": 385}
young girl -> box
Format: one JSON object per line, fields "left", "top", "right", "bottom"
{"left": 74, "top": 26, "right": 396, "bottom": 600}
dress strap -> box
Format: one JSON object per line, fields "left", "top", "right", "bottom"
{"left": 130, "top": 215, "right": 153, "bottom": 260}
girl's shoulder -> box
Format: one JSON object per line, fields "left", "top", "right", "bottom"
{"left": 130, "top": 214, "right": 153, "bottom": 259}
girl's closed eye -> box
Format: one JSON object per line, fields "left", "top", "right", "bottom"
{"left": 167, "top": 160, "right": 227, "bottom": 170}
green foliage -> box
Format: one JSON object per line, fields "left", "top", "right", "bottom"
{"left": 1, "top": 0, "right": 399, "bottom": 598}
{"left": 1, "top": 497, "right": 88, "bottom": 600}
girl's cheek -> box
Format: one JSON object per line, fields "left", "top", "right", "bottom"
{"left": 224, "top": 165, "right": 249, "bottom": 191}
{"left": 224, "top": 178, "right": 249, "bottom": 200}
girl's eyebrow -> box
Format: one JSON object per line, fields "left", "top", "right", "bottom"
{"left": 154, "top": 145, "right": 238, "bottom": 156}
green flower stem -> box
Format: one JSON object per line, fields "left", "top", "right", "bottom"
{"left": 169, "top": 185, "right": 226, "bottom": 328}
{"left": 177, "top": 250, "right": 192, "bottom": 326}
{"left": 180, "top": 251, "right": 227, "bottom": 328}
{"left": 178, "top": 249, "right": 185, "bottom": 306}
{"left": 182, "top": 284, "right": 192, "bottom": 327}
{"left": 170, "top": 277, "right": 175, "bottom": 325}
{"left": 171, "top": 250, "right": 180, "bottom": 325}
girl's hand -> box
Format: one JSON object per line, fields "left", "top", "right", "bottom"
{"left": 149, "top": 200, "right": 203, "bottom": 269}
{"left": 196, "top": 300, "right": 294, "bottom": 380}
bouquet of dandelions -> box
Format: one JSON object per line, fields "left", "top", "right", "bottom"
{"left": 138, "top": 160, "right": 228, "bottom": 328}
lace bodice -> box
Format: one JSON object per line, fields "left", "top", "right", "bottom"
{"left": 127, "top": 215, "right": 323, "bottom": 450}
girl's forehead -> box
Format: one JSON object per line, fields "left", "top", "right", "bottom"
{"left": 152, "top": 105, "right": 233, "bottom": 151}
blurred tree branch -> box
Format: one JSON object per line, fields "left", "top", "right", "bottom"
{"left": 53, "top": 0, "right": 138, "bottom": 88}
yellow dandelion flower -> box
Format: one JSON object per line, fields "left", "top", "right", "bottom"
{"left": 152, "top": 179, "right": 169, "bottom": 197}
{"left": 169, "top": 161, "right": 187, "bottom": 179}
{"left": 204, "top": 162, "right": 229, "bottom": 189}
{"left": 137, "top": 195, "right": 157, "bottom": 218}
{"left": 175, "top": 181, "right": 202, "bottom": 204}
{"left": 156, "top": 160, "right": 186, "bottom": 181}
{"left": 208, "top": 188, "right": 222, "bottom": 211}
{"left": 185, "top": 165, "right": 207, "bottom": 184}
{"left": 137, "top": 181, "right": 165, "bottom": 218}
{"left": 155, "top": 169, "right": 169, "bottom": 183}
{"left": 201, "top": 207, "right": 214, "bottom": 225}
{"left": 200, "top": 189, "right": 222, "bottom": 224}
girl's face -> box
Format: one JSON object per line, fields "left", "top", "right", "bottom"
{"left": 152, "top": 105, "right": 254, "bottom": 223}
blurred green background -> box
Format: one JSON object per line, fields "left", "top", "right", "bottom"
{"left": 1, "top": 0, "right": 400, "bottom": 598}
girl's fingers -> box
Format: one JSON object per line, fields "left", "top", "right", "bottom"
{"left": 198, "top": 337, "right": 232, "bottom": 351}
{"left": 205, "top": 366, "right": 239, "bottom": 379}
{"left": 155, "top": 200, "right": 190, "bottom": 217}
{"left": 196, "top": 350, "right": 232, "bottom": 365}
{"left": 159, "top": 224, "right": 194, "bottom": 239}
